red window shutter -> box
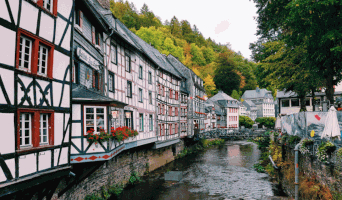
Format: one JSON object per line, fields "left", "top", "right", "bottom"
{"left": 175, "top": 124, "right": 178, "bottom": 134}
{"left": 92, "top": 26, "right": 95, "bottom": 44}
{"left": 97, "top": 73, "right": 100, "bottom": 90}
{"left": 92, "top": 71, "right": 95, "bottom": 88}
{"left": 175, "top": 108, "right": 178, "bottom": 116}
{"left": 80, "top": 10, "right": 83, "bottom": 28}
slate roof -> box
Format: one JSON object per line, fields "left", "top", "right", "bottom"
{"left": 118, "top": 23, "right": 182, "bottom": 79}
{"left": 243, "top": 100, "right": 257, "bottom": 111}
{"left": 276, "top": 90, "right": 342, "bottom": 98}
{"left": 166, "top": 55, "right": 193, "bottom": 94}
{"left": 241, "top": 87, "right": 273, "bottom": 99}
{"left": 209, "top": 91, "right": 237, "bottom": 101}
{"left": 72, "top": 84, "right": 127, "bottom": 106}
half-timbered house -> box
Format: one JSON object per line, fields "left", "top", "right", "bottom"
{"left": 70, "top": 0, "right": 131, "bottom": 164}
{"left": 0, "top": 0, "right": 73, "bottom": 197}
{"left": 166, "top": 54, "right": 191, "bottom": 138}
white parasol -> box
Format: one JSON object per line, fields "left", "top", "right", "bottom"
{"left": 321, "top": 106, "right": 341, "bottom": 140}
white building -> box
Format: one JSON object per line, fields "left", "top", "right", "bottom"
{"left": 209, "top": 91, "right": 239, "bottom": 129}
{"left": 241, "top": 87, "right": 275, "bottom": 118}
{"left": 0, "top": 0, "right": 73, "bottom": 196}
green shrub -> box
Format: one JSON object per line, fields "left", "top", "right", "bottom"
{"left": 253, "top": 163, "right": 266, "bottom": 173}
{"left": 84, "top": 194, "right": 104, "bottom": 200}
{"left": 129, "top": 171, "right": 142, "bottom": 185}
{"left": 108, "top": 183, "right": 124, "bottom": 197}
{"left": 239, "top": 115, "right": 254, "bottom": 128}
{"left": 287, "top": 135, "right": 301, "bottom": 145}
{"left": 255, "top": 117, "right": 276, "bottom": 129}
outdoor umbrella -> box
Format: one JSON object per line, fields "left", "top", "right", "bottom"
{"left": 321, "top": 106, "right": 341, "bottom": 140}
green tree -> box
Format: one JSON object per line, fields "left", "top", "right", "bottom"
{"left": 252, "top": 0, "right": 342, "bottom": 104}
{"left": 214, "top": 53, "right": 241, "bottom": 95}
{"left": 190, "top": 43, "right": 206, "bottom": 66}
{"left": 239, "top": 116, "right": 254, "bottom": 128}
{"left": 255, "top": 117, "right": 276, "bottom": 129}
{"left": 170, "top": 16, "right": 182, "bottom": 38}
{"left": 231, "top": 90, "right": 240, "bottom": 100}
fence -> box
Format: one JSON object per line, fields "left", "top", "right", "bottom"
{"left": 280, "top": 111, "right": 342, "bottom": 139}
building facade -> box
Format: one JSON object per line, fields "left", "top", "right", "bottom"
{"left": 243, "top": 100, "right": 258, "bottom": 121}
{"left": 0, "top": 0, "right": 73, "bottom": 197}
{"left": 209, "top": 91, "right": 239, "bottom": 129}
{"left": 241, "top": 87, "right": 275, "bottom": 118}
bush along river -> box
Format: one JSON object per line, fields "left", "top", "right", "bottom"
{"left": 104, "top": 139, "right": 287, "bottom": 200}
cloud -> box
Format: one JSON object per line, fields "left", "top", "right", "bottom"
{"left": 215, "top": 20, "right": 230, "bottom": 34}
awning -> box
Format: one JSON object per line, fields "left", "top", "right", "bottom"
{"left": 72, "top": 84, "right": 127, "bottom": 108}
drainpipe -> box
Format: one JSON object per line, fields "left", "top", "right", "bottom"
{"left": 294, "top": 143, "right": 301, "bottom": 200}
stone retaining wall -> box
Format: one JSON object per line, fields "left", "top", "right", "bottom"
{"left": 53, "top": 140, "right": 185, "bottom": 200}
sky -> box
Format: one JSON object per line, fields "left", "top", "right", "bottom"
{"left": 127, "top": 0, "right": 259, "bottom": 59}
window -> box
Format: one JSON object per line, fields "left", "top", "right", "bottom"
{"left": 75, "top": 10, "right": 83, "bottom": 28}
{"left": 162, "top": 86, "right": 165, "bottom": 97}
{"left": 31, "top": 0, "right": 57, "bottom": 15}
{"left": 291, "top": 99, "right": 300, "bottom": 107}
{"left": 127, "top": 81, "right": 132, "bottom": 98}
{"left": 282, "top": 99, "right": 289, "bottom": 107}
{"left": 169, "top": 106, "right": 172, "bottom": 116}
{"left": 125, "top": 55, "right": 131, "bottom": 72}
{"left": 149, "top": 91, "right": 152, "bottom": 104}
{"left": 139, "top": 88, "right": 143, "bottom": 102}
{"left": 108, "top": 72, "right": 114, "bottom": 92}
{"left": 92, "top": 70, "right": 100, "bottom": 90}
{"left": 124, "top": 111, "right": 133, "bottom": 129}
{"left": 149, "top": 115, "right": 153, "bottom": 131}
{"left": 111, "top": 45, "right": 117, "bottom": 64}
{"left": 92, "top": 26, "right": 101, "bottom": 47}
{"left": 139, "top": 114, "right": 144, "bottom": 131}
{"left": 305, "top": 98, "right": 311, "bottom": 106}
{"left": 148, "top": 71, "right": 152, "bottom": 84}
{"left": 85, "top": 106, "right": 106, "bottom": 135}
{"left": 17, "top": 29, "right": 54, "bottom": 78}
{"left": 18, "top": 109, "right": 54, "bottom": 150}
{"left": 169, "top": 89, "right": 173, "bottom": 99}
{"left": 175, "top": 107, "right": 178, "bottom": 116}
{"left": 139, "top": 65, "right": 143, "bottom": 79}
{"left": 175, "top": 91, "right": 179, "bottom": 100}
{"left": 72, "top": 61, "right": 79, "bottom": 84}
{"left": 169, "top": 124, "right": 172, "bottom": 135}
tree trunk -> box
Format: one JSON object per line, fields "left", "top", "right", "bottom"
{"left": 311, "top": 88, "right": 316, "bottom": 111}
{"left": 326, "top": 67, "right": 334, "bottom": 105}
{"left": 299, "top": 95, "right": 306, "bottom": 112}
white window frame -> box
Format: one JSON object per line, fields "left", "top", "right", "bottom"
{"left": 20, "top": 113, "right": 32, "bottom": 147}
{"left": 139, "top": 88, "right": 143, "bottom": 102}
{"left": 37, "top": 44, "right": 49, "bottom": 76}
{"left": 19, "top": 36, "right": 33, "bottom": 72}
{"left": 149, "top": 114, "right": 153, "bottom": 131}
{"left": 139, "top": 113, "right": 144, "bottom": 132}
{"left": 108, "top": 73, "right": 114, "bottom": 92}
{"left": 125, "top": 55, "right": 131, "bottom": 72}
{"left": 40, "top": 114, "right": 49, "bottom": 144}
{"left": 84, "top": 106, "right": 107, "bottom": 135}
{"left": 111, "top": 45, "right": 117, "bottom": 64}
{"left": 43, "top": 0, "right": 53, "bottom": 13}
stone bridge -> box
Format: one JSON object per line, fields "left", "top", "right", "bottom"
{"left": 193, "top": 128, "right": 269, "bottom": 141}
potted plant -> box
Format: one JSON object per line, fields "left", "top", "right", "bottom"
{"left": 316, "top": 141, "right": 336, "bottom": 163}
{"left": 299, "top": 138, "right": 314, "bottom": 155}
{"left": 86, "top": 128, "right": 110, "bottom": 147}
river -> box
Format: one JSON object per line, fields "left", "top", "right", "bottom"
{"left": 112, "top": 140, "right": 286, "bottom": 200}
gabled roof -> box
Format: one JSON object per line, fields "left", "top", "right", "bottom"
{"left": 242, "top": 87, "right": 273, "bottom": 99}
{"left": 209, "top": 91, "right": 237, "bottom": 101}
{"left": 243, "top": 99, "right": 257, "bottom": 111}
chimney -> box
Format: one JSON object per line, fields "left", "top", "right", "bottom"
{"left": 97, "top": 0, "right": 110, "bottom": 10}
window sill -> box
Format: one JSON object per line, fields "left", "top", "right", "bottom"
{"left": 16, "top": 68, "right": 53, "bottom": 80}
{"left": 75, "top": 24, "right": 83, "bottom": 33}
{"left": 17, "top": 144, "right": 55, "bottom": 154}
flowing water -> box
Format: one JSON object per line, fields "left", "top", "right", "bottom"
{"left": 112, "top": 141, "right": 286, "bottom": 200}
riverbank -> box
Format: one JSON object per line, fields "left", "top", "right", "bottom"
{"left": 82, "top": 138, "right": 225, "bottom": 200}
{"left": 109, "top": 140, "right": 279, "bottom": 200}
{"left": 250, "top": 131, "right": 342, "bottom": 200}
